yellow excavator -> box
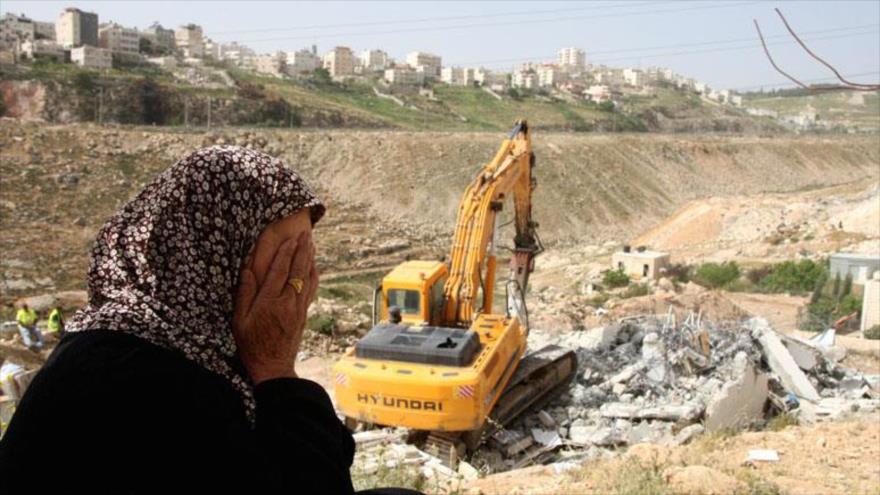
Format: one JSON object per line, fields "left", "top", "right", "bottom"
{"left": 333, "top": 120, "right": 576, "bottom": 461}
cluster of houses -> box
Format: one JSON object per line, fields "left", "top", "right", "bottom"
{"left": 0, "top": 8, "right": 742, "bottom": 107}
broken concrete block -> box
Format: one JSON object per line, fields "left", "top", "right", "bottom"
{"left": 457, "top": 460, "right": 479, "bottom": 481}
{"left": 600, "top": 402, "right": 703, "bottom": 422}
{"left": 599, "top": 403, "right": 641, "bottom": 419}
{"left": 754, "top": 327, "right": 821, "bottom": 402}
{"left": 608, "top": 363, "right": 645, "bottom": 384}
{"left": 567, "top": 325, "right": 620, "bottom": 351}
{"left": 673, "top": 424, "right": 704, "bottom": 445}
{"left": 704, "top": 362, "right": 769, "bottom": 432}
{"left": 628, "top": 421, "right": 668, "bottom": 445}
{"left": 821, "top": 346, "right": 847, "bottom": 364}
{"left": 568, "top": 425, "right": 597, "bottom": 445}
{"left": 531, "top": 428, "right": 562, "bottom": 448}
{"left": 537, "top": 409, "right": 556, "bottom": 429}
{"left": 639, "top": 404, "right": 703, "bottom": 422}
{"left": 641, "top": 333, "right": 666, "bottom": 361}
{"left": 589, "top": 428, "right": 627, "bottom": 447}
{"left": 781, "top": 336, "right": 821, "bottom": 371}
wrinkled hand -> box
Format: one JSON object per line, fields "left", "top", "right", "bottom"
{"left": 233, "top": 232, "right": 318, "bottom": 384}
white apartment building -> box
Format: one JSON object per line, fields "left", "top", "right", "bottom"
{"left": 2, "top": 14, "right": 56, "bottom": 44}
{"left": 20, "top": 39, "right": 65, "bottom": 62}
{"left": 56, "top": 8, "right": 99, "bottom": 48}
{"left": 622, "top": 68, "right": 645, "bottom": 87}
{"left": 98, "top": 23, "right": 139, "bottom": 57}
{"left": 70, "top": 45, "right": 111, "bottom": 68}
{"left": 405, "top": 51, "right": 441, "bottom": 79}
{"left": 537, "top": 65, "right": 565, "bottom": 88}
{"left": 384, "top": 66, "right": 424, "bottom": 85}
{"left": 203, "top": 39, "right": 221, "bottom": 60}
{"left": 285, "top": 48, "right": 319, "bottom": 76}
{"left": 473, "top": 68, "right": 509, "bottom": 90}
{"left": 140, "top": 22, "right": 175, "bottom": 53}
{"left": 440, "top": 66, "right": 475, "bottom": 86}
{"left": 221, "top": 42, "right": 256, "bottom": 67}
{"left": 255, "top": 52, "right": 286, "bottom": 77}
{"left": 359, "top": 49, "right": 389, "bottom": 72}
{"left": 557, "top": 47, "right": 586, "bottom": 68}
{"left": 175, "top": 24, "right": 204, "bottom": 58}
{"left": 584, "top": 84, "right": 613, "bottom": 103}
{"left": 729, "top": 94, "right": 743, "bottom": 106}
{"left": 596, "top": 68, "right": 624, "bottom": 86}
{"left": 512, "top": 70, "right": 538, "bottom": 90}
{"left": 322, "top": 46, "right": 355, "bottom": 78}
{"left": 694, "top": 81, "right": 708, "bottom": 94}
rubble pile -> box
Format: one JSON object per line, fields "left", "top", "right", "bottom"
{"left": 480, "top": 312, "right": 879, "bottom": 472}
{"left": 346, "top": 312, "right": 878, "bottom": 478}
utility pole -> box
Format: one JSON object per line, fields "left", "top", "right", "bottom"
{"left": 206, "top": 96, "right": 212, "bottom": 130}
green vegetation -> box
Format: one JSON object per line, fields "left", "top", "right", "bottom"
{"left": 801, "top": 272, "right": 862, "bottom": 332}
{"left": 756, "top": 259, "right": 827, "bottom": 295}
{"left": 865, "top": 325, "right": 880, "bottom": 340}
{"left": 306, "top": 314, "right": 336, "bottom": 335}
{"left": 692, "top": 262, "right": 741, "bottom": 289}
{"left": 603, "top": 268, "right": 630, "bottom": 288}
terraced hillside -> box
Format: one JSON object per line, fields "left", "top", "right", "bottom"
{"left": 1, "top": 121, "right": 877, "bottom": 303}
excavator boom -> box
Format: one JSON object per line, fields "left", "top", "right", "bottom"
{"left": 443, "top": 120, "right": 539, "bottom": 326}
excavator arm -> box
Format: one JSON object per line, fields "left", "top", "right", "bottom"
{"left": 442, "top": 120, "right": 539, "bottom": 327}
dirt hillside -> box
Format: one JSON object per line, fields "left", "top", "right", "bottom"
{"left": 1, "top": 122, "right": 878, "bottom": 302}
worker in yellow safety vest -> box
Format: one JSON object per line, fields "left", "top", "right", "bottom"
{"left": 47, "top": 307, "right": 66, "bottom": 338}
{"left": 16, "top": 302, "right": 43, "bottom": 351}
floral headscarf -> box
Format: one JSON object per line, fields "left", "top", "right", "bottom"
{"left": 67, "top": 146, "right": 324, "bottom": 423}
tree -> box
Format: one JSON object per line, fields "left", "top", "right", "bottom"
{"left": 693, "top": 262, "right": 741, "bottom": 289}
{"left": 312, "top": 67, "right": 332, "bottom": 85}
{"left": 602, "top": 268, "right": 630, "bottom": 289}
{"left": 841, "top": 273, "right": 853, "bottom": 298}
{"left": 139, "top": 78, "right": 167, "bottom": 125}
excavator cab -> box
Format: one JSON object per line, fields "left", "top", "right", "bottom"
{"left": 371, "top": 260, "right": 448, "bottom": 326}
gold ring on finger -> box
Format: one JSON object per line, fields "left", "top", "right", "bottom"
{"left": 287, "top": 277, "right": 305, "bottom": 294}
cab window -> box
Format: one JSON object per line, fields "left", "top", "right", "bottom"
{"left": 387, "top": 289, "right": 421, "bottom": 315}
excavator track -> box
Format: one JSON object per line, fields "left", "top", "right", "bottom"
{"left": 423, "top": 344, "right": 578, "bottom": 456}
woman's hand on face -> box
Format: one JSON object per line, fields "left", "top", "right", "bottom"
{"left": 233, "top": 231, "right": 318, "bottom": 385}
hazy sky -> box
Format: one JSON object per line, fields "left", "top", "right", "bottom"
{"left": 4, "top": 1, "right": 879, "bottom": 91}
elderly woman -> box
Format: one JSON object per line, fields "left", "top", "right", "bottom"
{"left": 0, "top": 147, "right": 414, "bottom": 494}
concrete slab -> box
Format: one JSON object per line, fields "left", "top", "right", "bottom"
{"left": 781, "top": 336, "right": 821, "bottom": 371}
{"left": 704, "top": 362, "right": 769, "bottom": 431}
{"left": 754, "top": 327, "right": 821, "bottom": 402}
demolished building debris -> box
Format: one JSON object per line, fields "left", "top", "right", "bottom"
{"left": 467, "top": 312, "right": 879, "bottom": 473}
{"left": 345, "top": 310, "right": 879, "bottom": 480}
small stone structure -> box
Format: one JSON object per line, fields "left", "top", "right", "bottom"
{"left": 611, "top": 248, "right": 670, "bottom": 281}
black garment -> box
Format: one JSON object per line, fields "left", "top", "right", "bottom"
{"left": 0, "top": 330, "right": 356, "bottom": 494}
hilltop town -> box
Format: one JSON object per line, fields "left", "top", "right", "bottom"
{"left": 5, "top": 6, "right": 875, "bottom": 134}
